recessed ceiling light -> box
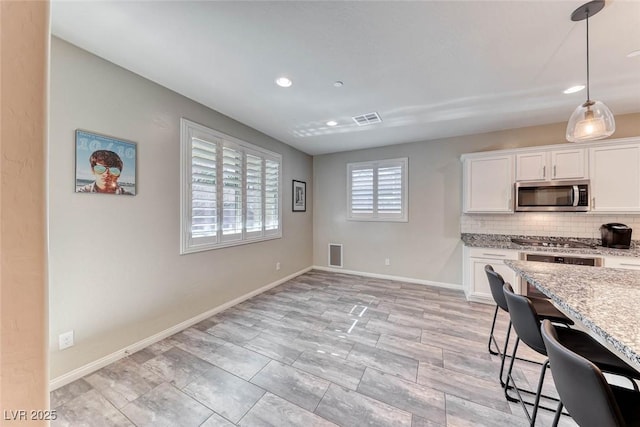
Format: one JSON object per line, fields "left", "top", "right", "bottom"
{"left": 275, "top": 77, "right": 292, "bottom": 88}
{"left": 563, "top": 85, "right": 585, "bottom": 94}
{"left": 326, "top": 120, "right": 338, "bottom": 127}
{"left": 627, "top": 49, "right": 640, "bottom": 58}
{"left": 333, "top": 81, "right": 344, "bottom": 87}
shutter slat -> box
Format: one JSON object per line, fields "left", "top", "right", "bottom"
{"left": 222, "top": 147, "right": 242, "bottom": 235}
{"left": 377, "top": 165, "right": 403, "bottom": 216}
{"left": 246, "top": 154, "right": 263, "bottom": 233}
{"left": 265, "top": 159, "right": 279, "bottom": 230}
{"left": 350, "top": 168, "right": 374, "bottom": 216}
{"left": 191, "top": 137, "right": 217, "bottom": 238}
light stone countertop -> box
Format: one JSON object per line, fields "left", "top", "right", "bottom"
{"left": 505, "top": 260, "right": 640, "bottom": 372}
{"left": 462, "top": 233, "right": 640, "bottom": 258}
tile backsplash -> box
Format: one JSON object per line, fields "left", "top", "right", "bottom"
{"left": 461, "top": 213, "right": 640, "bottom": 240}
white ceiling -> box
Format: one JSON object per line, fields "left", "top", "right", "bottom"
{"left": 50, "top": 1, "right": 640, "bottom": 156}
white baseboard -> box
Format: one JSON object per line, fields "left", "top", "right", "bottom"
{"left": 50, "top": 266, "right": 313, "bottom": 391}
{"left": 311, "top": 265, "right": 462, "bottom": 291}
{"left": 465, "top": 294, "right": 494, "bottom": 305}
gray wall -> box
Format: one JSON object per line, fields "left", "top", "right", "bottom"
{"left": 49, "top": 38, "right": 313, "bottom": 379}
{"left": 313, "top": 113, "right": 640, "bottom": 285}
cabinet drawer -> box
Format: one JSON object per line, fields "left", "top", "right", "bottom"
{"left": 604, "top": 256, "right": 640, "bottom": 270}
{"left": 467, "top": 247, "right": 519, "bottom": 260}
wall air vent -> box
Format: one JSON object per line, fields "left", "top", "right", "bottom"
{"left": 328, "top": 243, "right": 343, "bottom": 268}
{"left": 352, "top": 112, "right": 382, "bottom": 126}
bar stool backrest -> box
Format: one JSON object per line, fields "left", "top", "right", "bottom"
{"left": 502, "top": 283, "right": 547, "bottom": 355}
{"left": 485, "top": 265, "right": 509, "bottom": 312}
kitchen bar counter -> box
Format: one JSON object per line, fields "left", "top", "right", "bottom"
{"left": 505, "top": 260, "right": 640, "bottom": 372}
{"left": 462, "top": 233, "right": 640, "bottom": 257}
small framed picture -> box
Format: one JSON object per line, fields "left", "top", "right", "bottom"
{"left": 292, "top": 180, "right": 306, "bottom": 212}
{"left": 75, "top": 130, "right": 136, "bottom": 196}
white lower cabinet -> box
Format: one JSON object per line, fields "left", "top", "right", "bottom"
{"left": 463, "top": 247, "right": 520, "bottom": 303}
{"left": 604, "top": 256, "right": 640, "bottom": 270}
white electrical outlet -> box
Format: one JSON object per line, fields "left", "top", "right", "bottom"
{"left": 385, "top": 258, "right": 390, "bottom": 266}
{"left": 276, "top": 262, "right": 281, "bottom": 271}
{"left": 59, "top": 330, "right": 74, "bottom": 350}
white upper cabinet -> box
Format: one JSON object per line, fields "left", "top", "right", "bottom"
{"left": 516, "top": 148, "right": 586, "bottom": 181}
{"left": 463, "top": 154, "right": 514, "bottom": 213}
{"left": 589, "top": 143, "right": 640, "bottom": 212}
{"left": 462, "top": 136, "right": 640, "bottom": 214}
{"left": 516, "top": 152, "right": 546, "bottom": 181}
{"left": 551, "top": 149, "right": 587, "bottom": 180}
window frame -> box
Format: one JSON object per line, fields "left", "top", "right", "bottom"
{"left": 347, "top": 157, "right": 408, "bottom": 222}
{"left": 180, "top": 118, "right": 282, "bottom": 254}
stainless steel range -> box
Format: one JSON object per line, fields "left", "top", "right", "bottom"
{"left": 512, "top": 237, "right": 603, "bottom": 297}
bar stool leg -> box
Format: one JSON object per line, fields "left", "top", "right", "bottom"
{"left": 504, "top": 336, "right": 520, "bottom": 402}
{"left": 488, "top": 305, "right": 500, "bottom": 356}
{"left": 529, "top": 360, "right": 549, "bottom": 426}
{"left": 552, "top": 402, "right": 563, "bottom": 427}
{"left": 498, "top": 321, "right": 512, "bottom": 388}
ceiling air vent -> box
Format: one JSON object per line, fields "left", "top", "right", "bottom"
{"left": 352, "top": 112, "right": 382, "bottom": 126}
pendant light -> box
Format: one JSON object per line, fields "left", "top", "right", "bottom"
{"left": 566, "top": 0, "right": 615, "bottom": 143}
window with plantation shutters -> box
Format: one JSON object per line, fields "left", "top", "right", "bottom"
{"left": 347, "top": 158, "right": 408, "bottom": 222}
{"left": 180, "top": 119, "right": 282, "bottom": 254}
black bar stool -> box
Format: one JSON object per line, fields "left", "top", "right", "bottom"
{"left": 541, "top": 320, "right": 640, "bottom": 427}
{"left": 484, "top": 265, "right": 572, "bottom": 387}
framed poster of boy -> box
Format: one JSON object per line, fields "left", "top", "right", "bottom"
{"left": 75, "top": 130, "right": 136, "bottom": 195}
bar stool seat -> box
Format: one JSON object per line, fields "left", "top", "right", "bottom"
{"left": 531, "top": 297, "right": 574, "bottom": 324}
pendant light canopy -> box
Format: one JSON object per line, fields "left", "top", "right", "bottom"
{"left": 566, "top": 0, "right": 615, "bottom": 143}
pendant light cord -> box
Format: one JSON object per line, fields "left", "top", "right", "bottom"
{"left": 586, "top": 11, "right": 591, "bottom": 101}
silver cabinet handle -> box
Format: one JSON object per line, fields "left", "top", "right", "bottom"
{"left": 553, "top": 165, "right": 557, "bottom": 178}
{"left": 592, "top": 197, "right": 596, "bottom": 209}
{"left": 482, "top": 253, "right": 507, "bottom": 257}
{"left": 542, "top": 165, "right": 546, "bottom": 179}
{"left": 619, "top": 263, "right": 640, "bottom": 267}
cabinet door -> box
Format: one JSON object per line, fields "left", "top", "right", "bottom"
{"left": 464, "top": 155, "right": 514, "bottom": 213}
{"left": 463, "top": 247, "right": 520, "bottom": 303}
{"left": 471, "top": 259, "right": 519, "bottom": 300}
{"left": 551, "top": 149, "right": 586, "bottom": 180}
{"left": 516, "top": 152, "right": 547, "bottom": 181}
{"left": 589, "top": 144, "right": 640, "bottom": 212}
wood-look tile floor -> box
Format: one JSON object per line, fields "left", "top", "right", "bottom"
{"left": 50, "top": 270, "right": 580, "bottom": 426}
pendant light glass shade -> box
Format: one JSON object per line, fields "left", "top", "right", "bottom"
{"left": 565, "top": 0, "right": 615, "bottom": 143}
{"left": 566, "top": 100, "right": 615, "bottom": 142}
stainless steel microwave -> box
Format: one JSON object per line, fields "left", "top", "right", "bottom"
{"left": 515, "top": 180, "right": 590, "bottom": 212}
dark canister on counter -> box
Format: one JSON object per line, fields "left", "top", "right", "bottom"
{"left": 600, "top": 223, "right": 632, "bottom": 249}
